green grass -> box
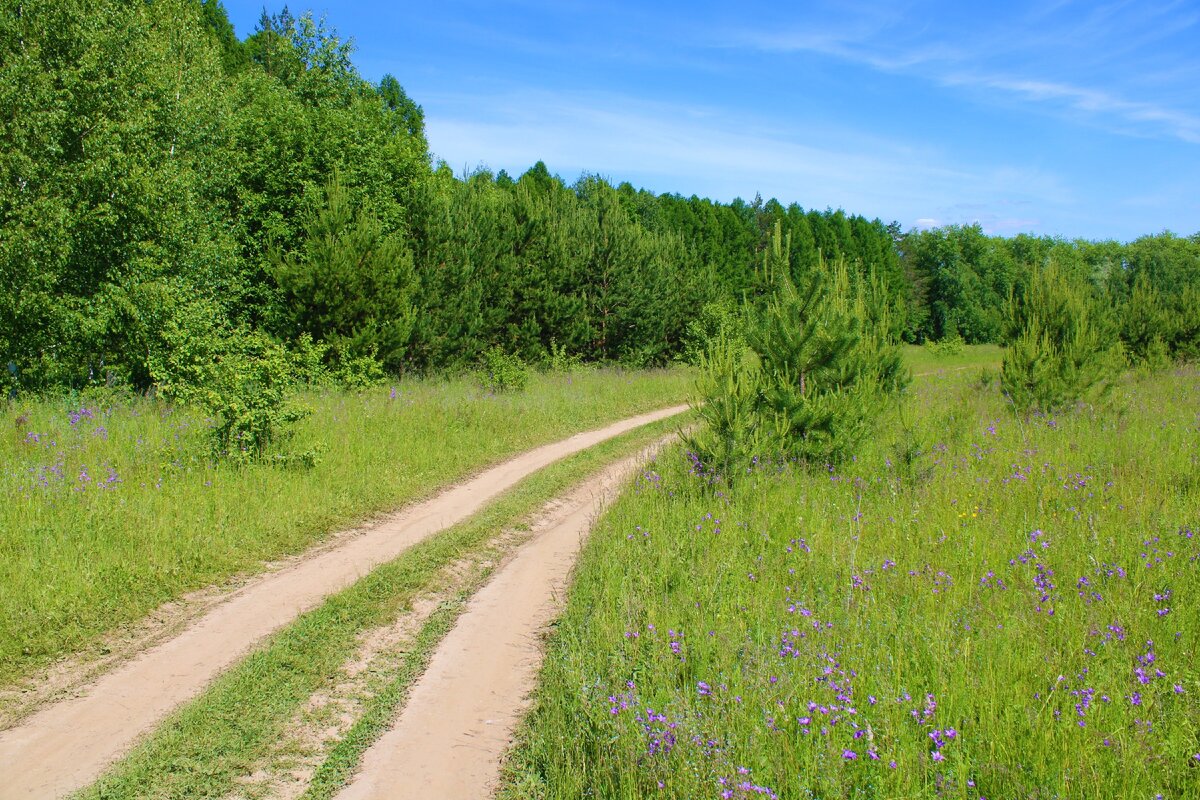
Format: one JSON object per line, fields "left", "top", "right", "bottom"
{"left": 73, "top": 413, "right": 685, "bottom": 800}
{"left": 501, "top": 365, "right": 1200, "bottom": 800}
{"left": 903, "top": 342, "right": 1005, "bottom": 376}
{"left": 0, "top": 367, "right": 689, "bottom": 687}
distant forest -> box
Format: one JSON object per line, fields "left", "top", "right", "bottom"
{"left": 3, "top": 0, "right": 1198, "bottom": 394}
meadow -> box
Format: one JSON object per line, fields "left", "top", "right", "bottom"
{"left": 503, "top": 358, "right": 1200, "bottom": 799}
{"left": 0, "top": 367, "right": 690, "bottom": 688}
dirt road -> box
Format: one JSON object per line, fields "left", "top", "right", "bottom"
{"left": 0, "top": 406, "right": 687, "bottom": 799}
{"left": 335, "top": 441, "right": 658, "bottom": 800}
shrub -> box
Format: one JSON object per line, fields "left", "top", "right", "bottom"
{"left": 479, "top": 346, "right": 529, "bottom": 393}
{"left": 332, "top": 350, "right": 387, "bottom": 390}
{"left": 547, "top": 338, "right": 582, "bottom": 373}
{"left": 291, "top": 333, "right": 332, "bottom": 387}
{"left": 147, "top": 302, "right": 307, "bottom": 461}
{"left": 925, "top": 334, "right": 965, "bottom": 357}
{"left": 681, "top": 298, "right": 744, "bottom": 366}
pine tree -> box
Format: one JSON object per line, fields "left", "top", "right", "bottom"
{"left": 685, "top": 240, "right": 906, "bottom": 483}
{"left": 271, "top": 174, "right": 416, "bottom": 370}
{"left": 1001, "top": 260, "right": 1121, "bottom": 413}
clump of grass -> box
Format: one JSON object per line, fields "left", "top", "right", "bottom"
{"left": 502, "top": 364, "right": 1200, "bottom": 800}
{"left": 0, "top": 367, "right": 690, "bottom": 686}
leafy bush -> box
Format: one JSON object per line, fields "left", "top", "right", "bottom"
{"left": 332, "top": 351, "right": 387, "bottom": 390}
{"left": 925, "top": 334, "right": 965, "bottom": 357}
{"left": 1001, "top": 261, "right": 1122, "bottom": 413}
{"left": 147, "top": 300, "right": 307, "bottom": 461}
{"left": 681, "top": 299, "right": 744, "bottom": 366}
{"left": 479, "top": 346, "right": 529, "bottom": 393}
{"left": 291, "top": 333, "right": 332, "bottom": 387}
{"left": 547, "top": 338, "right": 582, "bottom": 373}
{"left": 201, "top": 337, "right": 309, "bottom": 462}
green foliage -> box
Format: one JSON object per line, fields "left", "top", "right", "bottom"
{"left": 547, "top": 339, "right": 583, "bottom": 372}
{"left": 332, "top": 351, "right": 387, "bottom": 390}
{"left": 750, "top": 260, "right": 905, "bottom": 464}
{"left": 479, "top": 346, "right": 529, "bottom": 393}
{"left": 1001, "top": 261, "right": 1123, "bottom": 413}
{"left": 681, "top": 298, "right": 745, "bottom": 365}
{"left": 271, "top": 174, "right": 416, "bottom": 372}
{"left": 149, "top": 310, "right": 306, "bottom": 461}
{"left": 1111, "top": 234, "right": 1200, "bottom": 362}
{"left": 199, "top": 0, "right": 248, "bottom": 73}
{"left": 685, "top": 252, "right": 906, "bottom": 482}
{"left": 291, "top": 333, "right": 332, "bottom": 386}
{"left": 925, "top": 333, "right": 966, "bottom": 357}
{"left": 7, "top": 0, "right": 1186, "bottom": 411}
{"left": 0, "top": 0, "right": 914, "bottom": 391}
{"left": 899, "top": 224, "right": 1014, "bottom": 343}
{"left": 683, "top": 333, "right": 764, "bottom": 482}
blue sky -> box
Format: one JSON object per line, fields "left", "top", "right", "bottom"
{"left": 220, "top": 1, "right": 1200, "bottom": 241}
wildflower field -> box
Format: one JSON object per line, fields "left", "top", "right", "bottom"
{"left": 0, "top": 367, "right": 689, "bottom": 687}
{"left": 504, "top": 363, "right": 1200, "bottom": 799}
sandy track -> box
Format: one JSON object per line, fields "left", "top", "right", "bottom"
{"left": 334, "top": 439, "right": 659, "bottom": 800}
{"left": 0, "top": 406, "right": 687, "bottom": 800}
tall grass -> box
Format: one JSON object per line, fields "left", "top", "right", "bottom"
{"left": 503, "top": 364, "right": 1200, "bottom": 799}
{"left": 0, "top": 367, "right": 690, "bottom": 686}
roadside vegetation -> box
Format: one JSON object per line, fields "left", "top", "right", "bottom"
{"left": 502, "top": 353, "right": 1200, "bottom": 799}
{"left": 0, "top": 367, "right": 688, "bottom": 687}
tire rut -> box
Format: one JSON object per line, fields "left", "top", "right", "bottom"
{"left": 332, "top": 439, "right": 665, "bottom": 799}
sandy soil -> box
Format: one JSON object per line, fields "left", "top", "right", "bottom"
{"left": 226, "top": 531, "right": 524, "bottom": 800}
{"left": 0, "top": 405, "right": 687, "bottom": 800}
{"left": 333, "top": 441, "right": 661, "bottom": 800}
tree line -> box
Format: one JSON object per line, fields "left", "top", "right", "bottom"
{"left": 2, "top": 0, "right": 1197, "bottom": 400}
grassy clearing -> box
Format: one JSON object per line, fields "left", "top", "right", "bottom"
{"left": 502, "top": 364, "right": 1200, "bottom": 799}
{"left": 904, "top": 343, "right": 1005, "bottom": 376}
{"left": 73, "top": 414, "right": 684, "bottom": 800}
{"left": 0, "top": 367, "right": 689, "bottom": 687}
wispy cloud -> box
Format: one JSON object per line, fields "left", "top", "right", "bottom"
{"left": 724, "top": 1, "right": 1200, "bottom": 145}
{"left": 954, "top": 76, "right": 1200, "bottom": 144}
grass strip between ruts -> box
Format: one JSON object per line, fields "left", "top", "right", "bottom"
{"left": 75, "top": 413, "right": 687, "bottom": 800}
{"left": 299, "top": 595, "right": 462, "bottom": 800}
